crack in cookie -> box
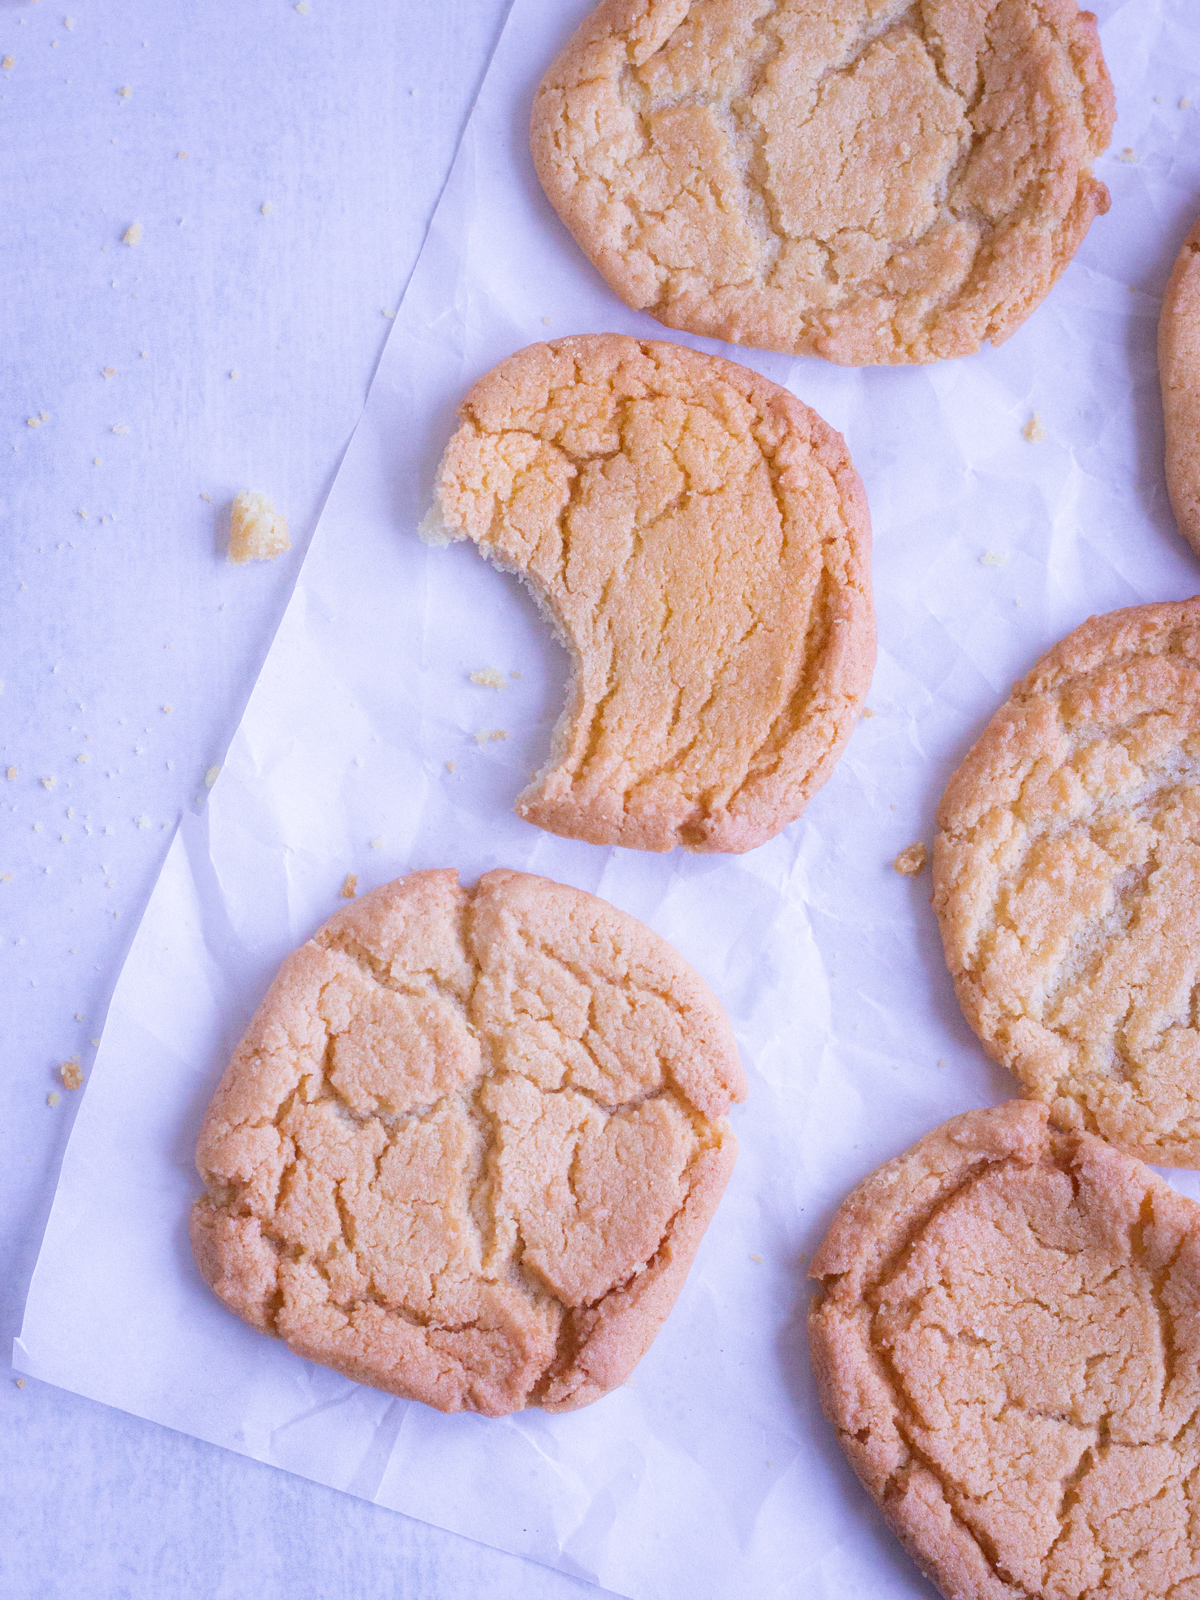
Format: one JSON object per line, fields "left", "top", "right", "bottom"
{"left": 422, "top": 334, "right": 874, "bottom": 853}
{"left": 531, "top": 0, "right": 1114, "bottom": 365}
{"left": 191, "top": 868, "right": 746, "bottom": 1415}
{"left": 810, "top": 1102, "right": 1200, "bottom": 1600}
{"left": 933, "top": 602, "right": 1200, "bottom": 1167}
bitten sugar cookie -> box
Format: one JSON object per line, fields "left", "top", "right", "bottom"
{"left": 933, "top": 601, "right": 1200, "bottom": 1166}
{"left": 191, "top": 868, "right": 745, "bottom": 1416}
{"left": 810, "top": 1101, "right": 1200, "bottom": 1600}
{"left": 1160, "top": 213, "right": 1200, "bottom": 556}
{"left": 531, "top": 0, "right": 1114, "bottom": 366}
{"left": 422, "top": 334, "right": 874, "bottom": 853}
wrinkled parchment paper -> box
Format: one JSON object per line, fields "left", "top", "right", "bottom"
{"left": 17, "top": 1, "right": 1200, "bottom": 1594}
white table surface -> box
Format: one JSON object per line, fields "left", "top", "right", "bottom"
{"left": 1, "top": 1, "right": 599, "bottom": 1593}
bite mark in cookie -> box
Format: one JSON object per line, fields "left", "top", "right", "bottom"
{"left": 425, "top": 334, "right": 874, "bottom": 853}
{"left": 933, "top": 600, "right": 1200, "bottom": 1166}
{"left": 191, "top": 868, "right": 745, "bottom": 1415}
{"left": 811, "top": 1101, "right": 1200, "bottom": 1600}
{"left": 531, "top": 0, "right": 1114, "bottom": 366}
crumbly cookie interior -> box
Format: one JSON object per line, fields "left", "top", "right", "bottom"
{"left": 532, "top": 0, "right": 1113, "bottom": 364}
{"left": 810, "top": 1105, "right": 1200, "bottom": 1599}
{"left": 429, "top": 335, "right": 872, "bottom": 852}
{"left": 934, "top": 608, "right": 1200, "bottom": 1166}
{"left": 192, "top": 870, "right": 743, "bottom": 1415}
{"left": 1160, "top": 218, "right": 1200, "bottom": 555}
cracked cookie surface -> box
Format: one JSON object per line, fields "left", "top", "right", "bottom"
{"left": 425, "top": 333, "right": 874, "bottom": 853}
{"left": 933, "top": 602, "right": 1200, "bottom": 1167}
{"left": 191, "top": 867, "right": 745, "bottom": 1415}
{"left": 531, "top": 0, "right": 1114, "bottom": 366}
{"left": 810, "top": 1100, "right": 1200, "bottom": 1600}
{"left": 1160, "top": 215, "right": 1200, "bottom": 558}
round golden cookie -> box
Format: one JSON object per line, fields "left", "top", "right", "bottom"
{"left": 423, "top": 333, "right": 874, "bottom": 853}
{"left": 1160, "top": 214, "right": 1200, "bottom": 557}
{"left": 530, "top": 0, "right": 1114, "bottom": 366}
{"left": 810, "top": 1100, "right": 1200, "bottom": 1600}
{"left": 191, "top": 868, "right": 746, "bottom": 1416}
{"left": 933, "top": 601, "right": 1200, "bottom": 1166}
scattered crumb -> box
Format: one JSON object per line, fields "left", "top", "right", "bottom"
{"left": 102, "top": 367, "right": 117, "bottom": 379}
{"left": 1118, "top": 147, "right": 1137, "bottom": 163}
{"left": 162, "top": 704, "right": 173, "bottom": 713}
{"left": 1182, "top": 97, "right": 1192, "bottom": 111}
{"left": 1, "top": 874, "right": 12, "bottom": 884}
{"left": 491, "top": 729, "right": 507, "bottom": 742}
{"left": 111, "top": 425, "right": 129, "bottom": 434}
{"left": 470, "top": 667, "right": 506, "bottom": 689}
{"left": 474, "top": 730, "right": 490, "bottom": 745}
{"left": 542, "top": 316, "right": 551, "bottom": 326}
{"left": 91, "top": 1038, "right": 100, "bottom": 1046}
{"left": 228, "top": 490, "right": 290, "bottom": 564}
{"left": 340, "top": 873, "right": 358, "bottom": 899}
{"left": 76, "top": 753, "right": 88, "bottom": 763}
{"left": 937, "top": 1058, "right": 947, "bottom": 1069}
{"left": 260, "top": 201, "right": 273, "bottom": 216}
{"left": 93, "top": 457, "right": 102, "bottom": 465}
{"left": 26, "top": 416, "right": 41, "bottom": 428}
{"left": 381, "top": 307, "right": 396, "bottom": 319}
{"left": 74, "top": 1012, "right": 83, "bottom": 1020}
{"left": 117, "top": 85, "right": 132, "bottom": 98}
{"left": 204, "top": 765, "right": 220, "bottom": 788}
{"left": 77, "top": 508, "right": 88, "bottom": 519}
{"left": 200, "top": 493, "right": 213, "bottom": 502}
{"left": 14, "top": 1379, "right": 24, "bottom": 1390}
{"left": 369, "top": 837, "right": 384, "bottom": 850}
{"left": 445, "top": 759, "right": 455, "bottom": 773}
{"left": 1155, "top": 94, "right": 1164, "bottom": 104}
{"left": 1022, "top": 412, "right": 1047, "bottom": 443}
{"left": 2, "top": 57, "right": 14, "bottom": 71}
{"left": 122, "top": 222, "right": 142, "bottom": 246}
{"left": 229, "top": 369, "right": 239, "bottom": 380}
{"left": 750, "top": 1253, "right": 764, "bottom": 1264}
{"left": 980, "top": 550, "right": 1009, "bottom": 567}
{"left": 510, "top": 671, "right": 521, "bottom": 679}
{"left": 6, "top": 767, "right": 16, "bottom": 781}
{"left": 47, "top": 1091, "right": 60, "bottom": 1108}
{"left": 40, "top": 776, "right": 54, "bottom": 790}
{"left": 861, "top": 706, "right": 874, "bottom": 718}
{"left": 140, "top": 351, "right": 148, "bottom": 359}
{"left": 60, "top": 1060, "right": 83, "bottom": 1090}
{"left": 295, "top": 1, "right": 310, "bottom": 11}
{"left": 136, "top": 816, "right": 149, "bottom": 829}
{"left": 893, "top": 841, "right": 928, "bottom": 876}
{"left": 177, "top": 150, "right": 188, "bottom": 159}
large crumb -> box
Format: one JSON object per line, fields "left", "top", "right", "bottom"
{"left": 470, "top": 668, "right": 506, "bottom": 689}
{"left": 1022, "top": 412, "right": 1048, "bottom": 442}
{"left": 60, "top": 1060, "right": 84, "bottom": 1090}
{"left": 228, "top": 491, "right": 290, "bottom": 564}
{"left": 893, "top": 842, "right": 928, "bottom": 875}
{"left": 122, "top": 223, "right": 142, "bottom": 247}
{"left": 340, "top": 873, "right": 357, "bottom": 899}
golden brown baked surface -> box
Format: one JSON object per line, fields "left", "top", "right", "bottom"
{"left": 1160, "top": 215, "right": 1200, "bottom": 557}
{"left": 427, "top": 333, "right": 874, "bottom": 853}
{"left": 810, "top": 1101, "right": 1200, "bottom": 1600}
{"left": 933, "top": 601, "right": 1200, "bottom": 1166}
{"left": 531, "top": 0, "right": 1114, "bottom": 366}
{"left": 191, "top": 868, "right": 745, "bottom": 1416}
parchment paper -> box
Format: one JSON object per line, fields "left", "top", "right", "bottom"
{"left": 17, "top": 1, "right": 1200, "bottom": 1594}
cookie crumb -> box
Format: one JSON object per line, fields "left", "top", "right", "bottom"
{"left": 340, "top": 873, "right": 357, "bottom": 899}
{"left": 861, "top": 706, "right": 874, "bottom": 718}
{"left": 14, "top": 1379, "right": 24, "bottom": 1390}
{"left": 893, "top": 842, "right": 928, "bottom": 876}
{"left": 260, "top": 201, "right": 273, "bottom": 216}
{"left": 1182, "top": 97, "right": 1192, "bottom": 111}
{"left": 40, "top": 776, "right": 54, "bottom": 790}
{"left": 1022, "top": 413, "right": 1047, "bottom": 444}
{"left": 2, "top": 57, "right": 14, "bottom": 70}
{"left": 750, "top": 1253, "right": 764, "bottom": 1264}
{"left": 1, "top": 874, "right": 12, "bottom": 884}
{"left": 980, "top": 550, "right": 1009, "bottom": 568}
{"left": 122, "top": 222, "right": 142, "bottom": 246}
{"left": 102, "top": 367, "right": 117, "bottom": 379}
{"left": 6, "top": 767, "right": 16, "bottom": 781}
{"left": 445, "top": 759, "right": 455, "bottom": 772}
{"left": 204, "top": 765, "right": 220, "bottom": 788}
{"left": 26, "top": 416, "right": 41, "bottom": 427}
{"left": 228, "top": 490, "right": 290, "bottom": 564}
{"left": 47, "top": 1091, "right": 60, "bottom": 1108}
{"left": 60, "top": 1060, "right": 83, "bottom": 1090}
{"left": 470, "top": 667, "right": 506, "bottom": 689}
{"left": 369, "top": 837, "right": 383, "bottom": 850}
{"left": 491, "top": 729, "right": 507, "bottom": 742}
{"left": 117, "top": 85, "right": 132, "bottom": 98}
{"left": 382, "top": 307, "right": 396, "bottom": 319}
{"left": 111, "top": 424, "right": 129, "bottom": 434}
{"left": 1118, "top": 147, "right": 1137, "bottom": 162}
{"left": 161, "top": 704, "right": 173, "bottom": 714}
{"left": 295, "top": 1, "right": 309, "bottom": 11}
